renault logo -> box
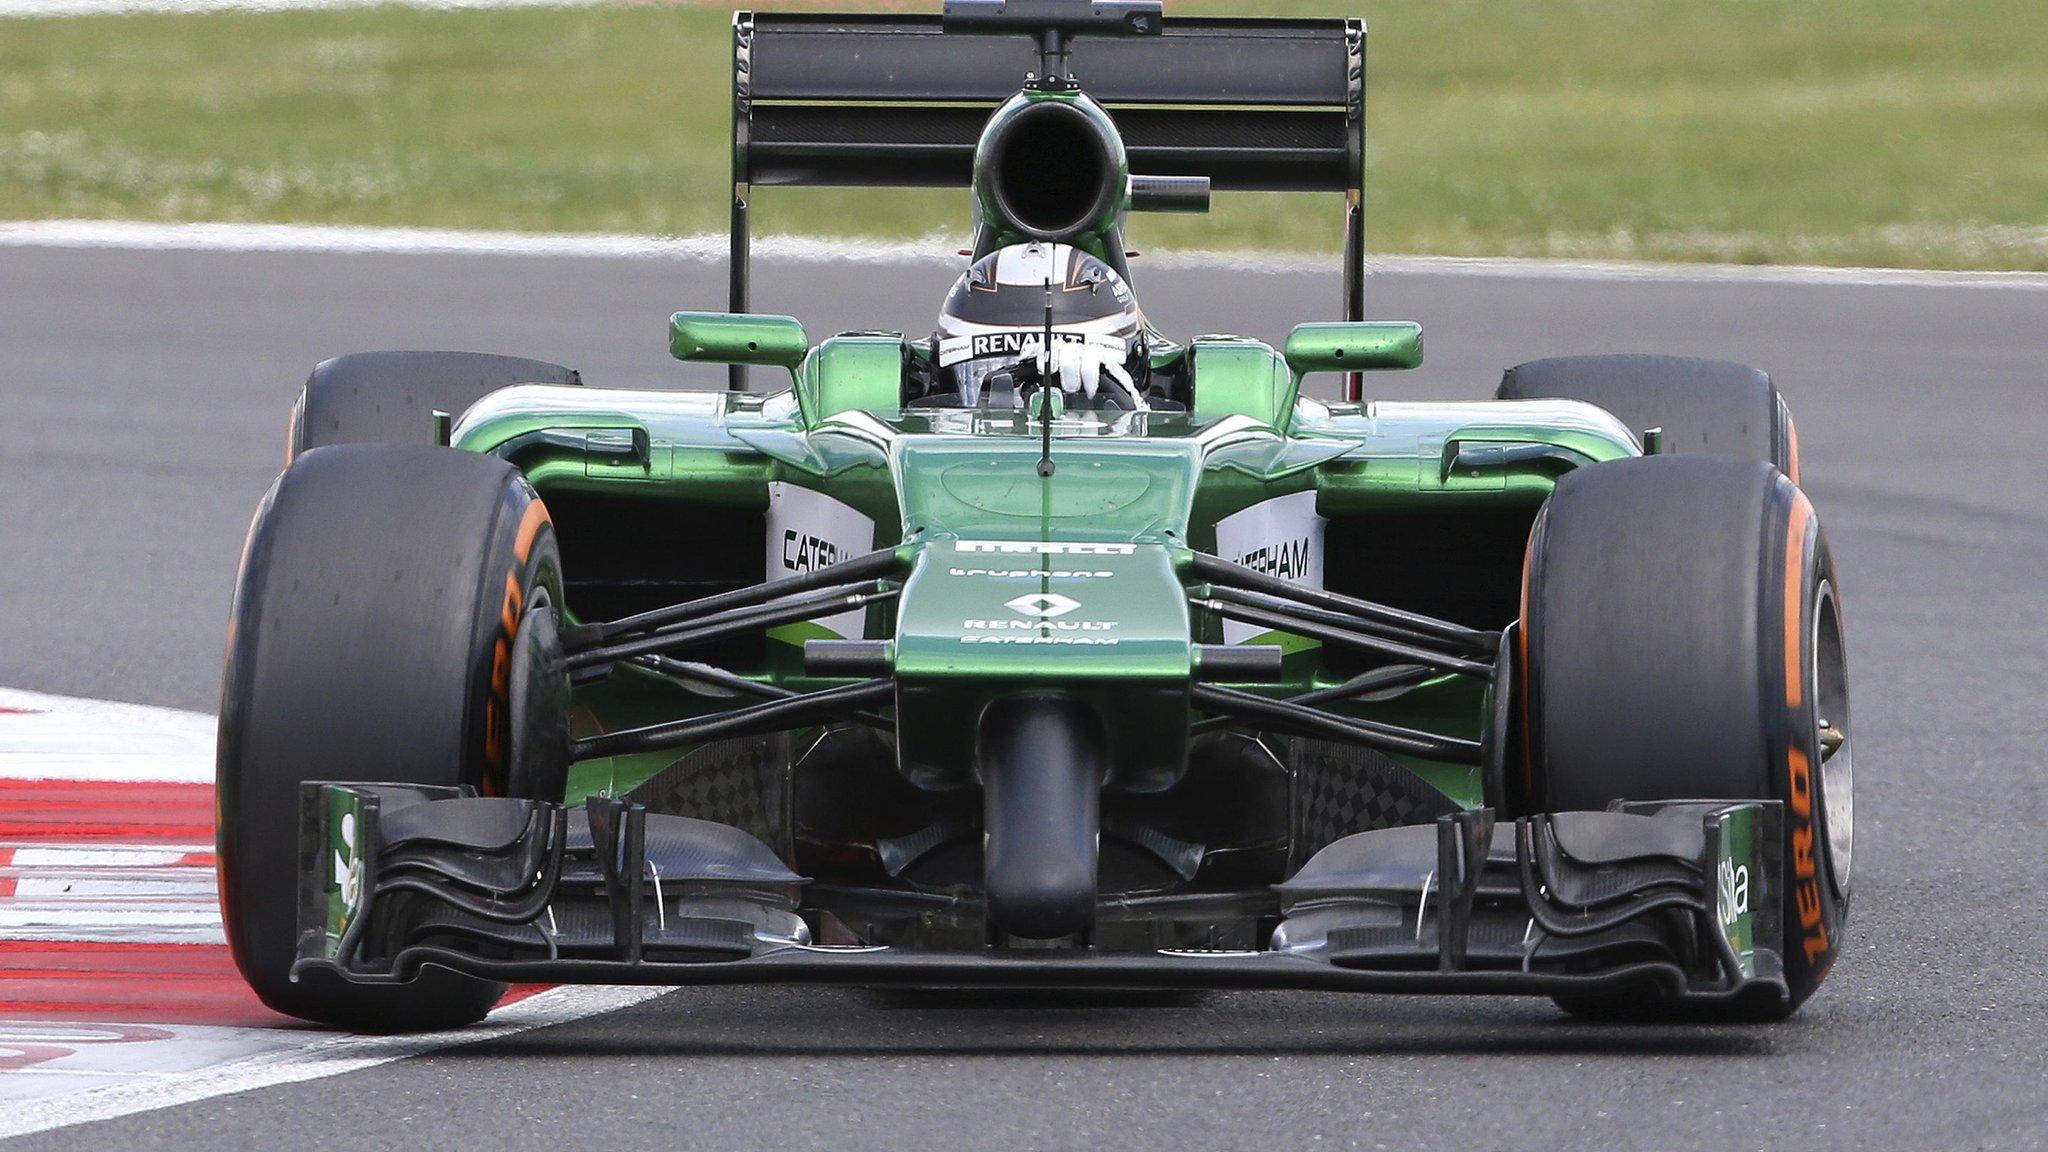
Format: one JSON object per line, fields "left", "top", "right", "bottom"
{"left": 1004, "top": 592, "right": 1081, "bottom": 618}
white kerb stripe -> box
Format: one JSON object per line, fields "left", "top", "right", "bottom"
{"left": 0, "top": 985, "right": 671, "bottom": 1141}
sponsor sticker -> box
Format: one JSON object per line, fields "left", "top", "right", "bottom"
{"left": 1712, "top": 804, "right": 1760, "bottom": 978}
{"left": 1718, "top": 857, "right": 1752, "bottom": 926}
{"left": 766, "top": 482, "right": 877, "bottom": 637}
{"left": 954, "top": 540, "right": 1138, "bottom": 556}
{"left": 1210, "top": 490, "right": 1326, "bottom": 643}
{"left": 961, "top": 620, "right": 1117, "bottom": 633}
{"left": 958, "top": 633, "right": 1120, "bottom": 646}
{"left": 944, "top": 550, "right": 1130, "bottom": 645}
{"left": 957, "top": 589, "right": 1124, "bottom": 644}
{"left": 948, "top": 567, "right": 1115, "bottom": 580}
{"left": 322, "top": 788, "right": 368, "bottom": 958}
{"left": 1003, "top": 592, "right": 1081, "bottom": 618}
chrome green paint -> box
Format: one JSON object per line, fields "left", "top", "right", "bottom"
{"left": 1712, "top": 802, "right": 1767, "bottom": 978}
{"left": 763, "top": 617, "right": 850, "bottom": 650}
{"left": 451, "top": 333, "right": 1643, "bottom": 806}
{"left": 314, "top": 785, "right": 368, "bottom": 960}
{"left": 455, "top": 385, "right": 792, "bottom": 452}
{"left": 1233, "top": 627, "right": 1323, "bottom": 658}
{"left": 1300, "top": 397, "right": 1641, "bottom": 511}
{"left": 1026, "top": 387, "right": 1066, "bottom": 420}
{"left": 895, "top": 542, "right": 1193, "bottom": 681}
{"left": 971, "top": 88, "right": 1131, "bottom": 266}
{"left": 1187, "top": 338, "right": 1296, "bottom": 427}
{"left": 1350, "top": 675, "right": 1486, "bottom": 808}
{"left": 1284, "top": 321, "right": 1425, "bottom": 376}
{"left": 563, "top": 660, "right": 790, "bottom": 802}
{"left": 669, "top": 311, "right": 809, "bottom": 372}
{"left": 894, "top": 541, "right": 1193, "bottom": 790}
{"left": 894, "top": 435, "right": 1201, "bottom": 544}
{"left": 801, "top": 336, "right": 905, "bottom": 425}
{"left": 453, "top": 384, "right": 790, "bottom": 504}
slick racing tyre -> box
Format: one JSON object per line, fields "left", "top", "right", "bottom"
{"left": 218, "top": 444, "right": 570, "bottom": 1030}
{"left": 1519, "top": 455, "right": 1852, "bottom": 1020}
{"left": 1498, "top": 354, "right": 1800, "bottom": 480}
{"left": 286, "top": 350, "right": 581, "bottom": 460}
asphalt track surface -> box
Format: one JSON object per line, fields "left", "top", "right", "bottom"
{"left": 2, "top": 244, "right": 2044, "bottom": 1150}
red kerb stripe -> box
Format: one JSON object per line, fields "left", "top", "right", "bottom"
{"left": 0, "top": 779, "right": 213, "bottom": 842}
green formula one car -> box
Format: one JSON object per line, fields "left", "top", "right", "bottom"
{"left": 217, "top": 0, "right": 1853, "bottom": 1031}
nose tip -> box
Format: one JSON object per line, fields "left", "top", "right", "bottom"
{"left": 976, "top": 692, "right": 1105, "bottom": 942}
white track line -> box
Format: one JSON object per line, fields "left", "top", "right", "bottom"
{"left": 1363, "top": 252, "right": 2048, "bottom": 290}
{"left": 3, "top": 218, "right": 2045, "bottom": 289}
{"left": 0, "top": 755, "right": 212, "bottom": 783}
{"left": 0, "top": 689, "right": 219, "bottom": 941}
{"left": 2, "top": 846, "right": 211, "bottom": 867}
{"left": 0, "top": 219, "right": 952, "bottom": 265}
{"left": 0, "top": 908, "right": 224, "bottom": 943}
{"left": 0, "top": 0, "right": 623, "bottom": 16}
{"left": 0, "top": 687, "right": 214, "bottom": 784}
{"left": 0, "top": 985, "right": 670, "bottom": 1140}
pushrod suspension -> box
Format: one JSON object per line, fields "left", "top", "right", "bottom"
{"left": 573, "top": 679, "right": 895, "bottom": 761}
{"left": 1196, "top": 584, "right": 1489, "bottom": 658}
{"left": 1187, "top": 552, "right": 1498, "bottom": 654}
{"left": 633, "top": 656, "right": 895, "bottom": 730}
{"left": 1188, "top": 596, "right": 1493, "bottom": 679}
{"left": 578, "top": 547, "right": 902, "bottom": 644}
{"left": 1188, "top": 663, "right": 1437, "bottom": 737}
{"left": 1191, "top": 683, "right": 1483, "bottom": 765}
{"left": 568, "top": 584, "right": 898, "bottom": 671}
{"left": 633, "top": 656, "right": 791, "bottom": 700}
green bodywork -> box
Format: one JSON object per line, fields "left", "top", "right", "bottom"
{"left": 972, "top": 89, "right": 1131, "bottom": 264}
{"left": 451, "top": 318, "right": 1640, "bottom": 812}
{"left": 440, "top": 69, "right": 1638, "bottom": 823}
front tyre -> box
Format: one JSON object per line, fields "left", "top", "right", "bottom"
{"left": 1520, "top": 455, "right": 1851, "bottom": 1019}
{"left": 217, "top": 444, "right": 568, "bottom": 1030}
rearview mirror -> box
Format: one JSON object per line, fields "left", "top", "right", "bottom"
{"left": 669, "top": 311, "right": 810, "bottom": 370}
{"left": 1283, "top": 321, "right": 1424, "bottom": 375}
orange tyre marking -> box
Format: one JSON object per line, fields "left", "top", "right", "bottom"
{"left": 488, "top": 496, "right": 550, "bottom": 787}
{"left": 513, "top": 498, "right": 551, "bottom": 563}
{"left": 1780, "top": 487, "right": 1832, "bottom": 967}
{"left": 1783, "top": 492, "right": 1811, "bottom": 710}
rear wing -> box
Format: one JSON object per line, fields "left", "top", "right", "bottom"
{"left": 729, "top": 10, "right": 1367, "bottom": 371}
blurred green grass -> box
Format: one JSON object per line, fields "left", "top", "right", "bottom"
{"left": 2, "top": 0, "right": 2044, "bottom": 268}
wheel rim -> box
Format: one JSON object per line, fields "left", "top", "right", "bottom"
{"left": 1812, "top": 580, "right": 1853, "bottom": 896}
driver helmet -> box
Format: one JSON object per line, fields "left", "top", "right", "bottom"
{"left": 932, "top": 243, "right": 1149, "bottom": 409}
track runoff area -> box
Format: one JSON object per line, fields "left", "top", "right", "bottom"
{"left": 0, "top": 221, "right": 2040, "bottom": 1142}
{"left": 0, "top": 689, "right": 660, "bottom": 1140}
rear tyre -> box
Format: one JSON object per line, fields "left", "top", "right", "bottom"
{"left": 218, "top": 444, "right": 567, "bottom": 1029}
{"left": 1519, "top": 455, "right": 1851, "bottom": 1020}
{"left": 1498, "top": 354, "right": 1800, "bottom": 480}
{"left": 287, "top": 350, "right": 580, "bottom": 460}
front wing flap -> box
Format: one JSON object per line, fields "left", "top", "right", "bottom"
{"left": 294, "top": 783, "right": 1785, "bottom": 1010}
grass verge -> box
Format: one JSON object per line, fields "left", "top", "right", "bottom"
{"left": 2, "top": 0, "right": 2044, "bottom": 268}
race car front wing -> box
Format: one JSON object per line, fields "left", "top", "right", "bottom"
{"left": 294, "top": 783, "right": 1787, "bottom": 1012}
